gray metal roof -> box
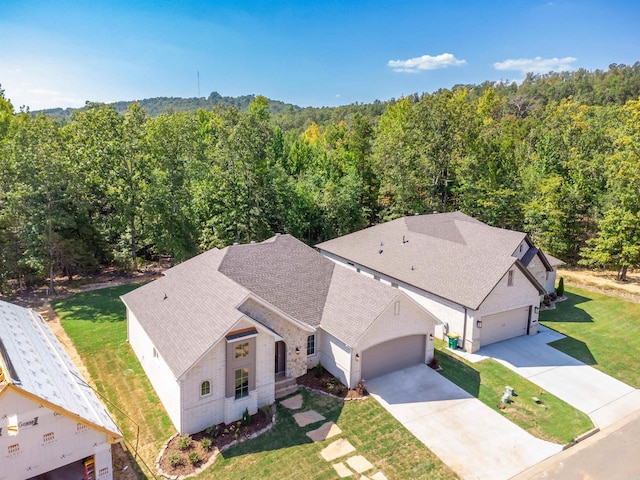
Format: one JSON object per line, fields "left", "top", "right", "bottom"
{"left": 123, "top": 235, "right": 404, "bottom": 376}
{"left": 0, "top": 300, "right": 120, "bottom": 437}
{"left": 317, "top": 212, "right": 536, "bottom": 310}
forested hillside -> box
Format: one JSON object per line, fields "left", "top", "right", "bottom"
{"left": 1, "top": 63, "right": 640, "bottom": 295}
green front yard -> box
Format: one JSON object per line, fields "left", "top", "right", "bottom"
{"left": 540, "top": 286, "right": 640, "bottom": 388}
{"left": 434, "top": 342, "right": 593, "bottom": 444}
{"left": 52, "top": 285, "right": 456, "bottom": 480}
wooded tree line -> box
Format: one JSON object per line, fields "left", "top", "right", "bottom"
{"left": 1, "top": 63, "right": 640, "bottom": 295}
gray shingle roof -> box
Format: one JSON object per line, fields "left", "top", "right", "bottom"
{"left": 121, "top": 248, "right": 248, "bottom": 379}
{"left": 317, "top": 212, "right": 535, "bottom": 310}
{"left": 543, "top": 252, "right": 566, "bottom": 267}
{"left": 0, "top": 300, "right": 121, "bottom": 438}
{"left": 219, "top": 235, "right": 335, "bottom": 327}
{"left": 122, "top": 235, "right": 402, "bottom": 377}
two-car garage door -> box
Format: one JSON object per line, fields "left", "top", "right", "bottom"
{"left": 481, "top": 306, "right": 530, "bottom": 346}
{"left": 361, "top": 335, "right": 426, "bottom": 380}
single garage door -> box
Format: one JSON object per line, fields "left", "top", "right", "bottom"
{"left": 361, "top": 335, "right": 426, "bottom": 380}
{"left": 481, "top": 306, "right": 530, "bottom": 346}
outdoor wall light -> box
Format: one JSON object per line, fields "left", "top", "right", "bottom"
{"left": 295, "top": 347, "right": 300, "bottom": 354}
{"left": 429, "top": 333, "right": 434, "bottom": 341}
{"left": 355, "top": 353, "right": 360, "bottom": 361}
{"left": 534, "top": 306, "right": 539, "bottom": 313}
{"left": 476, "top": 320, "right": 482, "bottom": 329}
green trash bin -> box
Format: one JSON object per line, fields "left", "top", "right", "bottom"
{"left": 447, "top": 333, "right": 459, "bottom": 349}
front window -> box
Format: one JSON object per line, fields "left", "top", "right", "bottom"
{"left": 201, "top": 380, "right": 211, "bottom": 397}
{"left": 235, "top": 368, "right": 249, "bottom": 399}
{"left": 307, "top": 334, "right": 316, "bottom": 356}
{"left": 235, "top": 342, "right": 249, "bottom": 358}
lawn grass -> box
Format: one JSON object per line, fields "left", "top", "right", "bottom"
{"left": 204, "top": 389, "right": 457, "bottom": 479}
{"left": 53, "top": 285, "right": 457, "bottom": 480}
{"left": 540, "top": 286, "right": 640, "bottom": 388}
{"left": 435, "top": 341, "right": 593, "bottom": 444}
{"left": 51, "top": 284, "right": 175, "bottom": 477}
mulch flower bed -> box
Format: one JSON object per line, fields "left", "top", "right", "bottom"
{"left": 158, "top": 408, "right": 271, "bottom": 477}
{"left": 297, "top": 367, "right": 367, "bottom": 399}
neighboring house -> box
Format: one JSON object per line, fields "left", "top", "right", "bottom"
{"left": 317, "top": 212, "right": 563, "bottom": 353}
{"left": 0, "top": 300, "right": 121, "bottom": 480}
{"left": 121, "top": 234, "right": 436, "bottom": 435}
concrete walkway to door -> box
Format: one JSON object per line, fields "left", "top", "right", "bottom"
{"left": 460, "top": 326, "right": 640, "bottom": 429}
{"left": 366, "top": 364, "right": 562, "bottom": 480}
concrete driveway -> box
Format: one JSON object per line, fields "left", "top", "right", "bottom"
{"left": 366, "top": 364, "right": 562, "bottom": 480}
{"left": 466, "top": 326, "right": 640, "bottom": 429}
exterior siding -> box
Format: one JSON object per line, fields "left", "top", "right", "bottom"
{"left": 318, "top": 330, "right": 352, "bottom": 387}
{"left": 545, "top": 267, "right": 558, "bottom": 294}
{"left": 527, "top": 254, "right": 547, "bottom": 291}
{"left": 322, "top": 251, "right": 465, "bottom": 338}
{"left": 239, "top": 298, "right": 310, "bottom": 378}
{"left": 180, "top": 317, "right": 276, "bottom": 433}
{"left": 0, "top": 389, "right": 113, "bottom": 480}
{"left": 127, "top": 308, "right": 182, "bottom": 432}
{"left": 471, "top": 267, "right": 541, "bottom": 352}
{"left": 353, "top": 295, "right": 435, "bottom": 386}
{"left": 321, "top": 246, "right": 541, "bottom": 354}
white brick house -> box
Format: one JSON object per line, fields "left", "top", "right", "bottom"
{"left": 0, "top": 301, "right": 121, "bottom": 480}
{"left": 122, "top": 235, "right": 437, "bottom": 435}
{"left": 317, "top": 212, "right": 563, "bottom": 353}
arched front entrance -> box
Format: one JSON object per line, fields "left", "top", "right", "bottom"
{"left": 275, "top": 341, "right": 286, "bottom": 375}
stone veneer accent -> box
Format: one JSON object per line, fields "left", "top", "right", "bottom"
{"left": 239, "top": 298, "right": 310, "bottom": 378}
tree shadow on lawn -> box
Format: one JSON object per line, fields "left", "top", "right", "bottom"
{"left": 541, "top": 291, "right": 594, "bottom": 324}
{"left": 51, "top": 284, "right": 140, "bottom": 323}
{"left": 222, "top": 390, "right": 344, "bottom": 459}
{"left": 435, "top": 350, "right": 480, "bottom": 398}
{"left": 548, "top": 336, "right": 598, "bottom": 366}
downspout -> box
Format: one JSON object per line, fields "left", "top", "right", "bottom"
{"left": 462, "top": 308, "right": 468, "bottom": 351}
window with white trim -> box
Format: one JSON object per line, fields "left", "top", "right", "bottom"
{"left": 307, "top": 335, "right": 316, "bottom": 356}
{"left": 201, "top": 380, "right": 211, "bottom": 397}
{"left": 8, "top": 444, "right": 19, "bottom": 455}
{"left": 235, "top": 368, "right": 249, "bottom": 399}
{"left": 43, "top": 432, "right": 55, "bottom": 443}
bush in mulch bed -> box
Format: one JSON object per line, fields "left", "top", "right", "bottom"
{"left": 158, "top": 407, "right": 272, "bottom": 477}
{"left": 296, "top": 365, "right": 367, "bottom": 399}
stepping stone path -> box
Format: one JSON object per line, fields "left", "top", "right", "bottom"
{"left": 293, "top": 409, "right": 326, "bottom": 427}
{"left": 306, "top": 421, "right": 342, "bottom": 442}
{"left": 321, "top": 438, "right": 357, "bottom": 461}
{"left": 346, "top": 455, "right": 374, "bottom": 474}
{"left": 333, "top": 462, "right": 353, "bottom": 478}
{"left": 279, "top": 394, "right": 387, "bottom": 479}
{"left": 371, "top": 473, "right": 388, "bottom": 480}
{"left": 280, "top": 393, "right": 303, "bottom": 410}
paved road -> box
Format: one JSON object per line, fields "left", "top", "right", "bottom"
{"left": 513, "top": 410, "right": 640, "bottom": 480}
{"left": 366, "top": 364, "right": 561, "bottom": 480}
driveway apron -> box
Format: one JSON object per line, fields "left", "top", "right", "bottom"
{"left": 471, "top": 326, "right": 640, "bottom": 429}
{"left": 366, "top": 364, "right": 561, "bottom": 480}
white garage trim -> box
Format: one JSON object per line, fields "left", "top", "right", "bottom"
{"left": 361, "top": 335, "right": 426, "bottom": 380}
{"left": 481, "top": 306, "right": 530, "bottom": 346}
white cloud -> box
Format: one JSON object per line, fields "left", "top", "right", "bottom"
{"left": 494, "top": 56, "right": 577, "bottom": 75}
{"left": 388, "top": 53, "right": 466, "bottom": 73}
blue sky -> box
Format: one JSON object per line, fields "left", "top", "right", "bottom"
{"left": 1, "top": 0, "right": 639, "bottom": 110}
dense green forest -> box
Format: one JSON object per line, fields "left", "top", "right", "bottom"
{"left": 1, "top": 63, "right": 640, "bottom": 295}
